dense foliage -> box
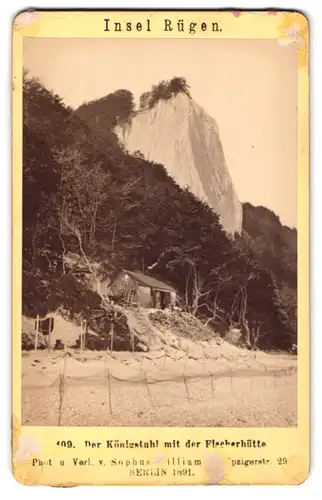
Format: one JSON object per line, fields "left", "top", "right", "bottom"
{"left": 239, "top": 203, "right": 297, "bottom": 337}
{"left": 22, "top": 73, "right": 296, "bottom": 351}
{"left": 75, "top": 89, "right": 135, "bottom": 145}
{"left": 140, "top": 77, "right": 191, "bottom": 110}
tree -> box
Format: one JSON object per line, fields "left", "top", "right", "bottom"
{"left": 148, "top": 77, "right": 191, "bottom": 109}
{"left": 54, "top": 146, "right": 109, "bottom": 256}
{"left": 75, "top": 89, "right": 135, "bottom": 132}
{"left": 203, "top": 276, "right": 232, "bottom": 327}
{"left": 139, "top": 91, "right": 151, "bottom": 109}
{"left": 167, "top": 77, "right": 191, "bottom": 97}
{"left": 239, "top": 202, "right": 297, "bottom": 345}
{"left": 22, "top": 125, "right": 63, "bottom": 316}
{"left": 54, "top": 144, "right": 144, "bottom": 290}
{"left": 111, "top": 89, "right": 135, "bottom": 122}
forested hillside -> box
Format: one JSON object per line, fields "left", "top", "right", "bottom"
{"left": 239, "top": 203, "right": 297, "bottom": 335}
{"left": 77, "top": 77, "right": 243, "bottom": 235}
{"left": 22, "top": 72, "right": 296, "bottom": 351}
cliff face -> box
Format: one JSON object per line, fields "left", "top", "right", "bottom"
{"left": 116, "top": 93, "right": 242, "bottom": 234}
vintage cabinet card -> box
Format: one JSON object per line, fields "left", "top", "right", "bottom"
{"left": 12, "top": 9, "right": 309, "bottom": 486}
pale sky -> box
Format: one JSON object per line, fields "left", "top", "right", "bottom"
{"left": 24, "top": 38, "right": 298, "bottom": 228}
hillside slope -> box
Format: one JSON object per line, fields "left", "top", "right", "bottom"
{"left": 240, "top": 202, "right": 297, "bottom": 335}
{"left": 242, "top": 202, "right": 297, "bottom": 284}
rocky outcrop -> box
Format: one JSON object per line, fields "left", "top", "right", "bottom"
{"left": 116, "top": 92, "right": 242, "bottom": 234}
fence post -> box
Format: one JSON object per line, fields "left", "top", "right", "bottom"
{"left": 184, "top": 354, "right": 187, "bottom": 375}
{"left": 144, "top": 371, "right": 153, "bottom": 405}
{"left": 183, "top": 373, "right": 190, "bottom": 403}
{"left": 84, "top": 319, "right": 87, "bottom": 352}
{"left": 263, "top": 364, "right": 267, "bottom": 388}
{"left": 210, "top": 372, "right": 214, "bottom": 398}
{"left": 58, "top": 352, "right": 68, "bottom": 426}
{"left": 148, "top": 329, "right": 151, "bottom": 351}
{"left": 107, "top": 369, "right": 112, "bottom": 415}
{"left": 80, "top": 321, "right": 84, "bottom": 353}
{"left": 34, "top": 314, "right": 39, "bottom": 351}
{"left": 132, "top": 329, "right": 135, "bottom": 353}
{"left": 110, "top": 323, "right": 114, "bottom": 351}
{"left": 80, "top": 321, "right": 82, "bottom": 352}
{"left": 58, "top": 374, "right": 64, "bottom": 426}
{"left": 183, "top": 355, "right": 190, "bottom": 403}
{"left": 47, "top": 317, "right": 52, "bottom": 354}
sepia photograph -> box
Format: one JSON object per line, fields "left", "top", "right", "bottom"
{"left": 21, "top": 37, "right": 298, "bottom": 428}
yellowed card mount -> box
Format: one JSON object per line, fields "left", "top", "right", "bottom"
{"left": 12, "top": 9, "right": 309, "bottom": 486}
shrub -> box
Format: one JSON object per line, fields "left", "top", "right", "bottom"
{"left": 140, "top": 77, "right": 191, "bottom": 110}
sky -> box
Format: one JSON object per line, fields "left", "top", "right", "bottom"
{"left": 24, "top": 38, "right": 298, "bottom": 228}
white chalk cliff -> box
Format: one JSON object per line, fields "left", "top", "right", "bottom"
{"left": 116, "top": 92, "right": 242, "bottom": 235}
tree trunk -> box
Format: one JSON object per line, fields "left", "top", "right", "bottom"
{"left": 240, "top": 286, "right": 251, "bottom": 348}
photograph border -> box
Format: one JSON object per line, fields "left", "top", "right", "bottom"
{"left": 12, "top": 9, "right": 309, "bottom": 486}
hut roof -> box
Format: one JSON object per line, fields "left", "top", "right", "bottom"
{"left": 123, "top": 270, "right": 177, "bottom": 293}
